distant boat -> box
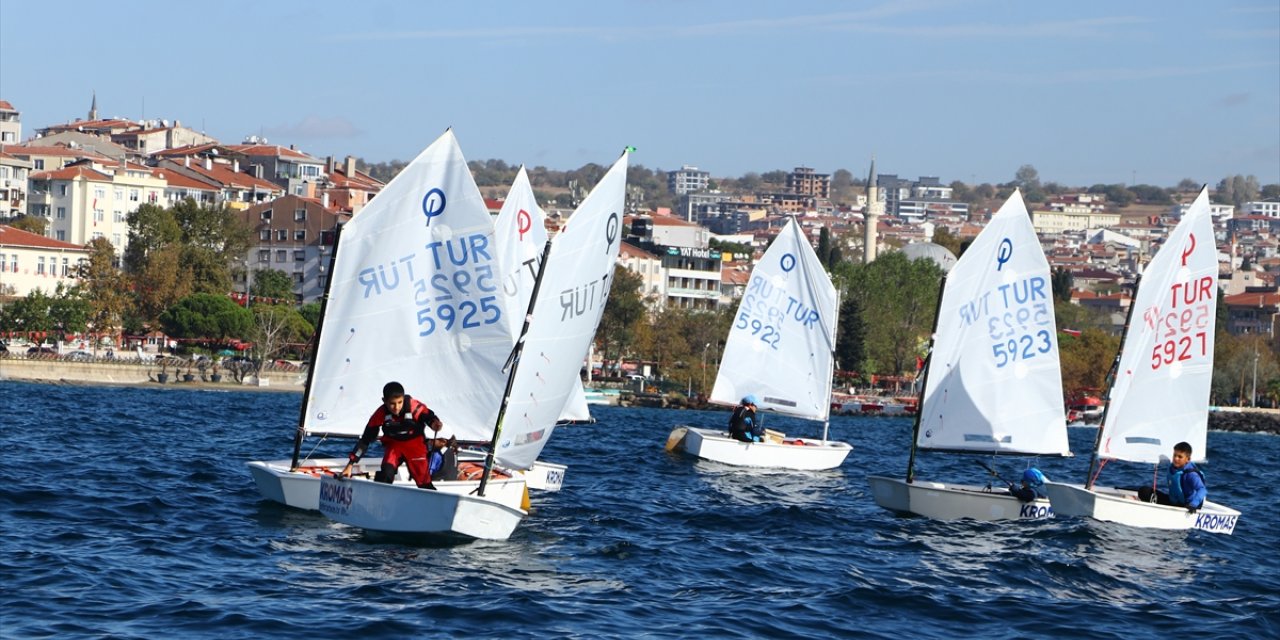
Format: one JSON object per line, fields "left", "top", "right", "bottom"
{"left": 1044, "top": 187, "right": 1240, "bottom": 534}
{"left": 666, "top": 217, "right": 852, "bottom": 470}
{"left": 868, "top": 190, "right": 1072, "bottom": 521}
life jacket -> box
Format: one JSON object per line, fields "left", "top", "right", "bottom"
{"left": 1169, "top": 464, "right": 1204, "bottom": 506}
{"left": 382, "top": 395, "right": 425, "bottom": 440}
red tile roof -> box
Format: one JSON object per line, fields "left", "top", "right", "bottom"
{"left": 1223, "top": 291, "right": 1280, "bottom": 307}
{"left": 9, "top": 144, "right": 112, "bottom": 159}
{"left": 31, "top": 165, "right": 114, "bottom": 182}
{"left": 0, "top": 225, "right": 88, "bottom": 251}
{"left": 0, "top": 100, "right": 14, "bottom": 110}
{"left": 620, "top": 241, "right": 659, "bottom": 259}
{"left": 226, "top": 144, "right": 319, "bottom": 161}
{"left": 154, "top": 170, "right": 219, "bottom": 191}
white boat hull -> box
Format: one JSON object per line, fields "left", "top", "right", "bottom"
{"left": 1043, "top": 481, "right": 1240, "bottom": 535}
{"left": 247, "top": 457, "right": 537, "bottom": 511}
{"left": 670, "top": 427, "right": 852, "bottom": 471}
{"left": 319, "top": 476, "right": 527, "bottom": 540}
{"left": 867, "top": 475, "right": 1054, "bottom": 521}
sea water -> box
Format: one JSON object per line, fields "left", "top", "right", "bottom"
{"left": 0, "top": 380, "right": 1276, "bottom": 638}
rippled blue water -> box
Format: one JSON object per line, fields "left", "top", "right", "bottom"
{"left": 1, "top": 379, "right": 1277, "bottom": 639}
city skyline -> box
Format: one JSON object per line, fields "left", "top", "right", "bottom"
{"left": 1, "top": 1, "right": 1277, "bottom": 188}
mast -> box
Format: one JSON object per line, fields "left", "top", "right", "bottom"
{"left": 290, "top": 222, "right": 344, "bottom": 470}
{"left": 478, "top": 238, "right": 554, "bottom": 497}
{"left": 1083, "top": 273, "right": 1142, "bottom": 490}
{"left": 905, "top": 273, "right": 947, "bottom": 483}
{"left": 821, "top": 288, "right": 840, "bottom": 442}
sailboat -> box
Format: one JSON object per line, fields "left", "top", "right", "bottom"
{"left": 665, "top": 217, "right": 852, "bottom": 470}
{"left": 867, "top": 191, "right": 1072, "bottom": 520}
{"left": 317, "top": 145, "right": 630, "bottom": 539}
{"left": 247, "top": 148, "right": 573, "bottom": 508}
{"left": 1043, "top": 187, "right": 1240, "bottom": 534}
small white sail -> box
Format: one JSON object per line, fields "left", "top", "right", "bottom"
{"left": 493, "top": 166, "right": 593, "bottom": 425}
{"left": 1098, "top": 188, "right": 1216, "bottom": 464}
{"left": 301, "top": 130, "right": 512, "bottom": 441}
{"left": 495, "top": 150, "right": 630, "bottom": 469}
{"left": 710, "top": 217, "right": 837, "bottom": 421}
{"left": 917, "top": 190, "right": 1069, "bottom": 455}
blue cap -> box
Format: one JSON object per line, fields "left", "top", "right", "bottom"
{"left": 742, "top": 394, "right": 759, "bottom": 405}
{"left": 1022, "top": 468, "right": 1046, "bottom": 485}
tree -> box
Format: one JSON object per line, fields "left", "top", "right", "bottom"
{"left": 135, "top": 244, "right": 193, "bottom": 323}
{"left": 1057, "top": 328, "right": 1121, "bottom": 397}
{"left": 6, "top": 216, "right": 47, "bottom": 235}
{"left": 931, "top": 227, "right": 964, "bottom": 257}
{"left": 250, "top": 304, "right": 313, "bottom": 363}
{"left": 835, "top": 295, "right": 865, "bottom": 375}
{"left": 251, "top": 268, "right": 295, "bottom": 304}
{"left": 596, "top": 268, "right": 646, "bottom": 375}
{"left": 298, "top": 302, "right": 322, "bottom": 333}
{"left": 124, "top": 203, "right": 182, "bottom": 274}
{"left": 0, "top": 284, "right": 89, "bottom": 338}
{"left": 830, "top": 168, "right": 856, "bottom": 203}
{"left": 173, "top": 199, "right": 251, "bottom": 295}
{"left": 844, "top": 251, "right": 943, "bottom": 375}
{"left": 75, "top": 237, "right": 132, "bottom": 346}
{"left": 1050, "top": 267, "right": 1074, "bottom": 302}
{"left": 158, "top": 293, "right": 254, "bottom": 342}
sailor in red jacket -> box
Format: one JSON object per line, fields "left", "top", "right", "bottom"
{"left": 340, "top": 381, "right": 444, "bottom": 489}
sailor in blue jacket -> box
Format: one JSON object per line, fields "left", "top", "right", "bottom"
{"left": 1008, "top": 468, "right": 1048, "bottom": 502}
{"left": 1137, "top": 441, "right": 1207, "bottom": 512}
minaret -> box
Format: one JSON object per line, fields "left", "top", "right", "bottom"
{"left": 863, "top": 156, "right": 881, "bottom": 264}
{"left": 88, "top": 91, "right": 98, "bottom": 120}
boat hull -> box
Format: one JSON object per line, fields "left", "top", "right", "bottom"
{"left": 672, "top": 427, "right": 852, "bottom": 471}
{"left": 247, "top": 457, "right": 533, "bottom": 511}
{"left": 867, "top": 475, "right": 1054, "bottom": 520}
{"left": 319, "top": 476, "right": 526, "bottom": 540}
{"left": 1043, "top": 481, "right": 1240, "bottom": 535}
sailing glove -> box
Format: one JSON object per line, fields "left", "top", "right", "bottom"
{"left": 1186, "top": 506, "right": 1199, "bottom": 514}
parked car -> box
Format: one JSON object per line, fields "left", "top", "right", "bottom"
{"left": 27, "top": 346, "right": 59, "bottom": 358}
{"left": 65, "top": 350, "right": 95, "bottom": 362}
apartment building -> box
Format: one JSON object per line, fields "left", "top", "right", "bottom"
{"left": 28, "top": 158, "right": 165, "bottom": 253}
{"left": 668, "top": 165, "right": 710, "bottom": 196}
{"left": 0, "top": 224, "right": 89, "bottom": 299}
{"left": 239, "top": 194, "right": 349, "bottom": 303}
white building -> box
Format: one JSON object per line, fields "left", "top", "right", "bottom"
{"left": 28, "top": 159, "right": 166, "bottom": 254}
{"left": 0, "top": 224, "right": 88, "bottom": 299}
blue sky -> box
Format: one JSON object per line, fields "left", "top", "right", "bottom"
{"left": 2, "top": 1, "right": 1277, "bottom": 188}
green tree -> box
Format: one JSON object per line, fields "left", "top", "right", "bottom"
{"left": 931, "top": 227, "right": 964, "bottom": 257}
{"left": 173, "top": 199, "right": 251, "bottom": 294}
{"left": 158, "top": 293, "right": 254, "bottom": 342}
{"left": 1051, "top": 267, "right": 1074, "bottom": 302}
{"left": 835, "top": 295, "right": 865, "bottom": 374}
{"left": 250, "top": 304, "right": 313, "bottom": 363}
{"left": 596, "top": 268, "right": 646, "bottom": 375}
{"left": 298, "top": 302, "right": 322, "bottom": 333}
{"left": 76, "top": 237, "right": 133, "bottom": 344}
{"left": 1058, "top": 328, "right": 1121, "bottom": 397}
{"left": 845, "top": 251, "right": 943, "bottom": 375}
{"left": 124, "top": 203, "right": 182, "bottom": 274}
{"left": 6, "top": 216, "right": 47, "bottom": 236}
{"left": 251, "top": 268, "right": 295, "bottom": 304}
{"left": 135, "top": 244, "right": 193, "bottom": 323}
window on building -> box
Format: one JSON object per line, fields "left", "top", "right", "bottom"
{"left": 294, "top": 208, "right": 306, "bottom": 221}
{"left": 292, "top": 271, "right": 305, "bottom": 284}
{"left": 260, "top": 229, "right": 271, "bottom": 241}
{"left": 62, "top": 258, "right": 70, "bottom": 276}
{"left": 258, "top": 249, "right": 270, "bottom": 263}
{"left": 37, "top": 257, "right": 45, "bottom": 274}
{"left": 0, "top": 132, "right": 13, "bottom": 143}
{"left": 294, "top": 229, "right": 305, "bottom": 241}
{"left": 294, "top": 250, "right": 306, "bottom": 262}
{"left": 318, "top": 274, "right": 328, "bottom": 289}
{"left": 114, "top": 210, "right": 125, "bottom": 222}
{"left": 303, "top": 165, "right": 320, "bottom": 177}
{"left": 94, "top": 187, "right": 106, "bottom": 199}
{"left": 276, "top": 250, "right": 287, "bottom": 263}
{"left": 94, "top": 209, "right": 104, "bottom": 222}
{"left": 276, "top": 229, "right": 287, "bottom": 241}
{"left": 92, "top": 232, "right": 103, "bottom": 241}
{"left": 56, "top": 207, "right": 66, "bottom": 219}
{"left": 115, "top": 188, "right": 124, "bottom": 201}
{"left": 56, "top": 231, "right": 66, "bottom": 241}
{"left": 294, "top": 185, "right": 305, "bottom": 196}
{"left": 34, "top": 159, "right": 45, "bottom": 170}
{"left": 0, "top": 254, "right": 5, "bottom": 272}
{"left": 130, "top": 189, "right": 139, "bottom": 202}
{"left": 8, "top": 255, "right": 15, "bottom": 272}
{"left": 261, "top": 209, "right": 272, "bottom": 221}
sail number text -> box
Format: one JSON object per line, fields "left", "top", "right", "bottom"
{"left": 738, "top": 274, "right": 823, "bottom": 350}
{"left": 958, "top": 276, "right": 1054, "bottom": 368}
{"left": 1145, "top": 276, "right": 1214, "bottom": 371}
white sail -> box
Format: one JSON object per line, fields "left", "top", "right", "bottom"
{"left": 710, "top": 217, "right": 837, "bottom": 421}
{"left": 493, "top": 166, "right": 548, "bottom": 339}
{"left": 1098, "top": 187, "right": 1216, "bottom": 464}
{"left": 917, "top": 190, "right": 1069, "bottom": 455}
{"left": 492, "top": 166, "right": 593, "bottom": 425}
{"left": 495, "top": 150, "right": 630, "bottom": 469}
{"left": 301, "top": 130, "right": 511, "bottom": 441}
